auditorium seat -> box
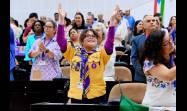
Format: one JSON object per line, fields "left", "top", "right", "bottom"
{"left": 114, "top": 66, "right": 132, "bottom": 81}
{"left": 108, "top": 83, "right": 146, "bottom": 104}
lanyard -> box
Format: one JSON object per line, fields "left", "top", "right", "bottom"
{"left": 41, "top": 37, "right": 53, "bottom": 59}
{"left": 43, "top": 37, "right": 53, "bottom": 47}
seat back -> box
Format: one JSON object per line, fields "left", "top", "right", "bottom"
{"left": 61, "top": 66, "right": 70, "bottom": 78}
{"left": 108, "top": 83, "right": 146, "bottom": 104}
{"left": 114, "top": 66, "right": 132, "bottom": 81}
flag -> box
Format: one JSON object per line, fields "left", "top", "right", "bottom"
{"left": 154, "top": 0, "right": 165, "bottom": 18}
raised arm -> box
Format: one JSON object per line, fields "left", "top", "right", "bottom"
{"left": 56, "top": 3, "right": 67, "bottom": 52}
{"left": 104, "top": 26, "right": 115, "bottom": 55}
{"left": 104, "top": 9, "right": 116, "bottom": 55}
{"left": 146, "top": 63, "right": 176, "bottom": 82}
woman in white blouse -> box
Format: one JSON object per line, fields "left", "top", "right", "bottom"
{"left": 141, "top": 30, "right": 176, "bottom": 110}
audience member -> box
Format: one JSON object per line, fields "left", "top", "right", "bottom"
{"left": 57, "top": 4, "right": 115, "bottom": 104}
{"left": 130, "top": 15, "right": 157, "bottom": 83}
{"left": 29, "top": 20, "right": 63, "bottom": 80}
{"left": 141, "top": 30, "right": 176, "bottom": 110}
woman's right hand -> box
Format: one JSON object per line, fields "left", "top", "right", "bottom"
{"left": 58, "top": 3, "right": 66, "bottom": 25}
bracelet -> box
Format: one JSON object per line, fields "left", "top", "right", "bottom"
{"left": 45, "top": 49, "right": 50, "bottom": 53}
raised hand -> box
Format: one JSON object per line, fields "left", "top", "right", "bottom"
{"left": 58, "top": 3, "right": 66, "bottom": 25}
{"left": 115, "top": 4, "right": 120, "bottom": 11}
{"left": 109, "top": 9, "right": 117, "bottom": 27}
{"left": 109, "top": 5, "right": 121, "bottom": 27}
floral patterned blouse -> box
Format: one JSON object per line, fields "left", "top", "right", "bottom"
{"left": 142, "top": 60, "right": 176, "bottom": 108}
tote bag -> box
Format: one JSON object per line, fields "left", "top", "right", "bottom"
{"left": 118, "top": 81, "right": 149, "bottom": 111}
{"left": 120, "top": 95, "right": 149, "bottom": 111}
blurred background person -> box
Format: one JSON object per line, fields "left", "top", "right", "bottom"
{"left": 10, "top": 26, "right": 16, "bottom": 81}
{"left": 24, "top": 20, "right": 45, "bottom": 79}
{"left": 131, "top": 15, "right": 157, "bottom": 83}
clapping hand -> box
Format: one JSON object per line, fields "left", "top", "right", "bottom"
{"left": 38, "top": 42, "right": 47, "bottom": 52}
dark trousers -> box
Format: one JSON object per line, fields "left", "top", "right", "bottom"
{"left": 71, "top": 94, "right": 107, "bottom": 104}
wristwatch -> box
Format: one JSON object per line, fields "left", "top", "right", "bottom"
{"left": 45, "top": 49, "right": 50, "bottom": 53}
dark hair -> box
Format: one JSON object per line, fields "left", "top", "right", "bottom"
{"left": 154, "top": 13, "right": 162, "bottom": 22}
{"left": 168, "top": 16, "right": 176, "bottom": 27}
{"left": 31, "top": 20, "right": 45, "bottom": 33}
{"left": 54, "top": 12, "right": 59, "bottom": 16}
{"left": 68, "top": 28, "right": 78, "bottom": 38}
{"left": 73, "top": 12, "right": 86, "bottom": 29}
{"left": 94, "top": 18, "right": 97, "bottom": 21}
{"left": 65, "top": 17, "right": 71, "bottom": 27}
{"left": 154, "top": 13, "right": 165, "bottom": 28}
{"left": 79, "top": 29, "right": 99, "bottom": 45}
{"left": 14, "top": 19, "right": 19, "bottom": 27}
{"left": 45, "top": 20, "right": 57, "bottom": 29}
{"left": 133, "top": 20, "right": 143, "bottom": 36}
{"left": 140, "top": 30, "right": 166, "bottom": 66}
{"left": 141, "top": 30, "right": 171, "bottom": 67}
{"left": 29, "top": 12, "right": 38, "bottom": 19}
{"left": 24, "top": 18, "right": 29, "bottom": 28}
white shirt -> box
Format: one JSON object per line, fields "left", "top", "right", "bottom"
{"left": 142, "top": 60, "right": 176, "bottom": 108}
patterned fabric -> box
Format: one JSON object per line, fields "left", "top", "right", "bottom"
{"left": 29, "top": 36, "right": 62, "bottom": 80}
{"left": 142, "top": 59, "right": 176, "bottom": 107}
{"left": 144, "top": 60, "right": 170, "bottom": 88}
{"left": 80, "top": 48, "right": 90, "bottom": 97}
{"left": 146, "top": 76, "right": 170, "bottom": 88}
{"left": 143, "top": 60, "right": 155, "bottom": 74}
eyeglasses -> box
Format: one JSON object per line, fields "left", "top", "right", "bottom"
{"left": 34, "top": 24, "right": 41, "bottom": 27}
{"left": 85, "top": 34, "right": 96, "bottom": 38}
{"left": 44, "top": 25, "right": 53, "bottom": 29}
{"left": 146, "top": 19, "right": 156, "bottom": 23}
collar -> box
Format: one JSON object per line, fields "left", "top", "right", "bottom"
{"left": 41, "top": 35, "right": 56, "bottom": 42}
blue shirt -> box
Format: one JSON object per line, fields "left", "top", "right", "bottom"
{"left": 123, "top": 16, "right": 135, "bottom": 31}
{"left": 10, "top": 27, "right": 16, "bottom": 70}
{"left": 24, "top": 33, "right": 44, "bottom": 63}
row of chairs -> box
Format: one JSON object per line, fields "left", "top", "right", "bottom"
{"left": 61, "top": 66, "right": 132, "bottom": 81}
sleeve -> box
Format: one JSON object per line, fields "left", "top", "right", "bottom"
{"left": 10, "top": 27, "right": 15, "bottom": 55}
{"left": 100, "top": 48, "right": 111, "bottom": 65}
{"left": 63, "top": 43, "right": 75, "bottom": 63}
{"left": 143, "top": 60, "right": 155, "bottom": 74}
{"left": 23, "top": 26, "right": 32, "bottom": 37}
{"left": 104, "top": 26, "right": 115, "bottom": 55}
{"left": 24, "top": 36, "right": 32, "bottom": 61}
{"left": 131, "top": 17, "right": 135, "bottom": 31}
{"left": 50, "top": 42, "right": 62, "bottom": 61}
{"left": 56, "top": 24, "right": 67, "bottom": 52}
{"left": 29, "top": 39, "right": 38, "bottom": 54}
